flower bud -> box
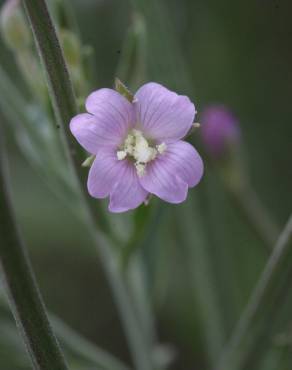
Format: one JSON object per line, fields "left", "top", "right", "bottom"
{"left": 0, "top": 0, "right": 31, "bottom": 50}
{"left": 200, "top": 105, "right": 240, "bottom": 158}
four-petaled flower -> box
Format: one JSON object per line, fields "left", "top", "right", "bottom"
{"left": 70, "top": 82, "right": 203, "bottom": 212}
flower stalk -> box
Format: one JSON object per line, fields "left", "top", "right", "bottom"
{"left": 200, "top": 105, "right": 279, "bottom": 251}
{"left": 226, "top": 178, "right": 279, "bottom": 250}
{"left": 216, "top": 214, "right": 292, "bottom": 370}
{"left": 176, "top": 198, "right": 226, "bottom": 366}
{"left": 214, "top": 147, "right": 280, "bottom": 252}
{"left": 0, "top": 127, "right": 68, "bottom": 370}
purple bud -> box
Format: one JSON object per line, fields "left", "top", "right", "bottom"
{"left": 200, "top": 105, "right": 240, "bottom": 157}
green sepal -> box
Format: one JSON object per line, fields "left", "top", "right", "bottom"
{"left": 115, "top": 78, "right": 134, "bottom": 103}
{"left": 82, "top": 154, "right": 95, "bottom": 167}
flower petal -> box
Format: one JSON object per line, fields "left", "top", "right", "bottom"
{"left": 164, "top": 141, "right": 204, "bottom": 187}
{"left": 139, "top": 141, "right": 203, "bottom": 203}
{"left": 134, "top": 82, "right": 196, "bottom": 142}
{"left": 139, "top": 159, "right": 188, "bottom": 204}
{"left": 109, "top": 163, "right": 148, "bottom": 213}
{"left": 87, "top": 150, "right": 126, "bottom": 198}
{"left": 86, "top": 88, "right": 134, "bottom": 142}
{"left": 71, "top": 112, "right": 126, "bottom": 154}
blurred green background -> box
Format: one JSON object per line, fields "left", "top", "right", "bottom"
{"left": 0, "top": 0, "right": 292, "bottom": 369}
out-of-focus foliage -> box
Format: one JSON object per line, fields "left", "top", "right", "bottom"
{"left": 0, "top": 0, "right": 291, "bottom": 369}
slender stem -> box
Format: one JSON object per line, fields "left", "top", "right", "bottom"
{"left": 22, "top": 1, "right": 153, "bottom": 369}
{"left": 21, "top": 0, "right": 111, "bottom": 235}
{"left": 227, "top": 181, "right": 279, "bottom": 250}
{"left": 176, "top": 199, "right": 226, "bottom": 366}
{"left": 92, "top": 232, "right": 154, "bottom": 370}
{"left": 216, "top": 214, "right": 292, "bottom": 370}
{"left": 0, "top": 289, "right": 130, "bottom": 370}
{"left": 22, "top": 0, "right": 77, "bottom": 148}
{"left": 0, "top": 130, "right": 68, "bottom": 370}
{"left": 51, "top": 315, "right": 130, "bottom": 370}
{"left": 120, "top": 203, "right": 153, "bottom": 269}
{"left": 216, "top": 146, "right": 280, "bottom": 252}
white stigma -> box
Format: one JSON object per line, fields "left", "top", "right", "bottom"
{"left": 117, "top": 150, "right": 127, "bottom": 160}
{"left": 157, "top": 142, "right": 167, "bottom": 154}
{"left": 116, "top": 129, "right": 167, "bottom": 177}
{"left": 135, "top": 163, "right": 146, "bottom": 177}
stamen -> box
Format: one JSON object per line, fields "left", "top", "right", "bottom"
{"left": 135, "top": 163, "right": 146, "bottom": 177}
{"left": 117, "top": 150, "right": 127, "bottom": 160}
{"left": 116, "top": 129, "right": 165, "bottom": 176}
{"left": 157, "top": 142, "right": 167, "bottom": 154}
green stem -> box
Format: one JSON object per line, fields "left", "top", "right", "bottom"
{"left": 227, "top": 180, "right": 279, "bottom": 251}
{"left": 176, "top": 199, "right": 226, "bottom": 365}
{"left": 216, "top": 214, "right": 292, "bottom": 370}
{"left": 0, "top": 129, "right": 68, "bottom": 370}
{"left": 92, "top": 233, "right": 154, "bottom": 370}
{"left": 216, "top": 146, "right": 280, "bottom": 252}
{"left": 0, "top": 292, "right": 130, "bottom": 370}
{"left": 22, "top": 0, "right": 77, "bottom": 145}
{"left": 51, "top": 315, "right": 130, "bottom": 370}
{"left": 22, "top": 1, "right": 153, "bottom": 369}
{"left": 22, "top": 0, "right": 111, "bottom": 235}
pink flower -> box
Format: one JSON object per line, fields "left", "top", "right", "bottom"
{"left": 201, "top": 105, "right": 240, "bottom": 157}
{"left": 70, "top": 82, "right": 203, "bottom": 213}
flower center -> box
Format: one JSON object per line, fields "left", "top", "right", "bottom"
{"left": 117, "top": 129, "right": 167, "bottom": 177}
